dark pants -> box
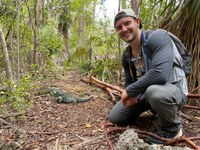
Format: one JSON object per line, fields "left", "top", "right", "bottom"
{"left": 108, "top": 83, "right": 187, "bottom": 132}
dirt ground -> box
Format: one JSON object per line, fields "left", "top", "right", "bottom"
{"left": 1, "top": 70, "right": 200, "bottom": 150}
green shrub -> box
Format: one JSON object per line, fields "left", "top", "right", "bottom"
{"left": 0, "top": 74, "right": 33, "bottom": 112}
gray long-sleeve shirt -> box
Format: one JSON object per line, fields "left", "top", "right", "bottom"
{"left": 122, "top": 29, "right": 188, "bottom": 98}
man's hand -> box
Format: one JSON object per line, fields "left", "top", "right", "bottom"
{"left": 121, "top": 90, "right": 137, "bottom": 106}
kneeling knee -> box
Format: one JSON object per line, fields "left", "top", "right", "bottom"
{"left": 146, "top": 85, "right": 164, "bottom": 99}
{"left": 108, "top": 113, "right": 121, "bottom": 125}
{"left": 146, "top": 85, "right": 165, "bottom": 106}
{"left": 108, "top": 113, "right": 130, "bottom": 126}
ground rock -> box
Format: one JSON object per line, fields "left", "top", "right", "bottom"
{"left": 114, "top": 129, "right": 192, "bottom": 150}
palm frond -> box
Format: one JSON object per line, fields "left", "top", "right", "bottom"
{"left": 160, "top": 0, "right": 200, "bottom": 105}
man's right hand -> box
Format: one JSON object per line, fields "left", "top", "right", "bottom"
{"left": 122, "top": 97, "right": 138, "bottom": 106}
{"left": 121, "top": 89, "right": 137, "bottom": 106}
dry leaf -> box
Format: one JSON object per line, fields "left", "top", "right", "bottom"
{"left": 92, "top": 128, "right": 103, "bottom": 134}
{"left": 85, "top": 123, "right": 92, "bottom": 128}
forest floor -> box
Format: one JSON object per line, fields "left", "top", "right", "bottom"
{"left": 1, "top": 69, "right": 200, "bottom": 150}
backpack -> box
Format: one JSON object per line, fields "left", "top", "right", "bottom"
{"left": 142, "top": 29, "right": 191, "bottom": 77}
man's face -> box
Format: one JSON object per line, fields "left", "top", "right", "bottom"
{"left": 115, "top": 17, "right": 140, "bottom": 43}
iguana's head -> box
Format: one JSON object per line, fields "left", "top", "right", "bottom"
{"left": 51, "top": 87, "right": 59, "bottom": 95}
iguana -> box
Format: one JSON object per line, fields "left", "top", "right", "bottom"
{"left": 51, "top": 87, "right": 92, "bottom": 104}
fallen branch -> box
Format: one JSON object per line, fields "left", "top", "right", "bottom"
{"left": 89, "top": 76, "right": 200, "bottom": 109}
{"left": 90, "top": 76, "right": 123, "bottom": 93}
{"left": 188, "top": 94, "right": 200, "bottom": 99}
{"left": 184, "top": 105, "right": 200, "bottom": 110}
{"left": 105, "top": 87, "right": 117, "bottom": 102}
{"left": 92, "top": 81, "right": 117, "bottom": 102}
{"left": 81, "top": 77, "right": 119, "bottom": 102}
{"left": 90, "top": 76, "right": 136, "bottom": 104}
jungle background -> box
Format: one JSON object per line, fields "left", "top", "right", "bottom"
{"left": 0, "top": 0, "right": 199, "bottom": 149}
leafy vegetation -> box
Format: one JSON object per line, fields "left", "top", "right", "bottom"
{"left": 0, "top": 74, "right": 33, "bottom": 113}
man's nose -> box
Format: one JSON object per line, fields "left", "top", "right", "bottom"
{"left": 120, "top": 25, "right": 128, "bottom": 31}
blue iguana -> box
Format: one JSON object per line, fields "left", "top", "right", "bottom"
{"left": 51, "top": 87, "right": 92, "bottom": 104}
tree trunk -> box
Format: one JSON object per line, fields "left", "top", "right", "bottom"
{"left": 118, "top": 0, "right": 122, "bottom": 81}
{"left": 33, "top": 0, "right": 43, "bottom": 65}
{"left": 63, "top": 27, "right": 70, "bottom": 57}
{"left": 17, "top": 0, "right": 23, "bottom": 84}
{"left": 78, "top": 0, "right": 85, "bottom": 47}
{"left": 131, "top": 0, "right": 140, "bottom": 16}
{"left": 89, "top": 1, "right": 97, "bottom": 63}
{"left": 0, "top": 26, "right": 13, "bottom": 81}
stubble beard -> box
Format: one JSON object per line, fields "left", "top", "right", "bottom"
{"left": 123, "top": 31, "right": 137, "bottom": 43}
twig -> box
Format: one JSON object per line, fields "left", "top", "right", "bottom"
{"left": 112, "top": 91, "right": 121, "bottom": 97}
{"left": 100, "top": 122, "right": 115, "bottom": 128}
{"left": 105, "top": 127, "right": 126, "bottom": 150}
{"left": 0, "top": 141, "right": 23, "bottom": 150}
{"left": 99, "top": 96, "right": 113, "bottom": 105}
{"left": 134, "top": 129, "right": 170, "bottom": 142}
{"left": 166, "top": 136, "right": 200, "bottom": 150}
{"left": 47, "top": 136, "right": 59, "bottom": 143}
{"left": 82, "top": 77, "right": 118, "bottom": 102}
{"left": 188, "top": 94, "right": 200, "bottom": 98}
{"left": 13, "top": 141, "right": 23, "bottom": 150}
{"left": 105, "top": 87, "right": 117, "bottom": 102}
{"left": 189, "top": 137, "right": 200, "bottom": 141}
{"left": 190, "top": 86, "right": 200, "bottom": 94}
{"left": 179, "top": 112, "right": 194, "bottom": 121}
{"left": 0, "top": 118, "right": 22, "bottom": 131}
{"left": 0, "top": 117, "right": 14, "bottom": 126}
{"left": 0, "top": 112, "right": 25, "bottom": 119}
{"left": 91, "top": 76, "right": 135, "bottom": 104}
{"left": 75, "top": 134, "right": 86, "bottom": 141}
{"left": 184, "top": 105, "right": 200, "bottom": 110}
{"left": 28, "top": 131, "right": 59, "bottom": 135}
{"left": 69, "top": 135, "right": 104, "bottom": 150}
{"left": 92, "top": 81, "right": 117, "bottom": 102}
{"left": 54, "top": 136, "right": 60, "bottom": 150}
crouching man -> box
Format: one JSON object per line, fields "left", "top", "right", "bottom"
{"left": 108, "top": 9, "right": 188, "bottom": 144}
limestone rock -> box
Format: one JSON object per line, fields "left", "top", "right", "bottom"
{"left": 114, "top": 129, "right": 192, "bottom": 150}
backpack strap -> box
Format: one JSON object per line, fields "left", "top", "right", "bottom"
{"left": 141, "top": 30, "right": 150, "bottom": 72}
{"left": 124, "top": 46, "right": 137, "bottom": 81}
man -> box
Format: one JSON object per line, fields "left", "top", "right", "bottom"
{"left": 108, "top": 8, "right": 188, "bottom": 144}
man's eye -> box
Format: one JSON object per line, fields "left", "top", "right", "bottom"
{"left": 116, "top": 26, "right": 122, "bottom": 31}
{"left": 124, "top": 21, "right": 131, "bottom": 26}
{"left": 116, "top": 21, "right": 131, "bottom": 31}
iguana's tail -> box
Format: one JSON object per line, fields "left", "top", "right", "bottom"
{"left": 77, "top": 96, "right": 92, "bottom": 103}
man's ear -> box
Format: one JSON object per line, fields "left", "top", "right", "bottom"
{"left": 135, "top": 18, "right": 141, "bottom": 27}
